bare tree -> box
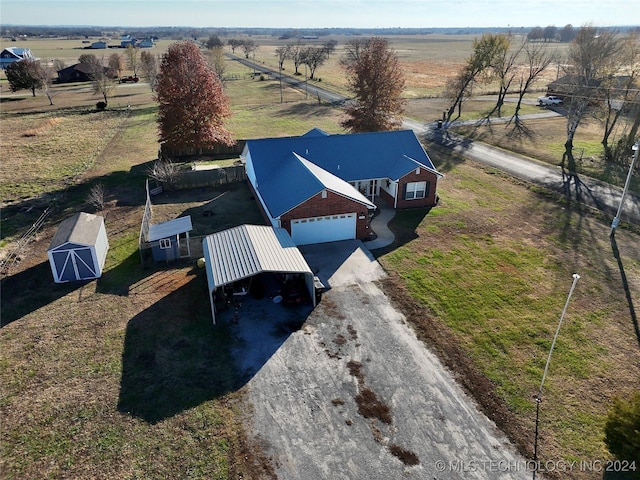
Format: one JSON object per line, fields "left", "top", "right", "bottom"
{"left": 322, "top": 39, "right": 338, "bottom": 57}
{"left": 301, "top": 46, "right": 328, "bottom": 80}
{"left": 86, "top": 183, "right": 106, "bottom": 213}
{"left": 140, "top": 50, "right": 159, "bottom": 91}
{"left": 275, "top": 45, "right": 291, "bottom": 103}
{"left": 596, "top": 31, "right": 640, "bottom": 162}
{"left": 108, "top": 53, "right": 125, "bottom": 79}
{"left": 36, "top": 61, "right": 56, "bottom": 105}
{"left": 206, "top": 34, "right": 223, "bottom": 50}
{"left": 83, "top": 55, "right": 115, "bottom": 106}
{"left": 205, "top": 47, "right": 226, "bottom": 85}
{"left": 509, "top": 41, "right": 554, "bottom": 131}
{"left": 561, "top": 26, "right": 624, "bottom": 188}
{"left": 79, "top": 53, "right": 99, "bottom": 65}
{"left": 482, "top": 34, "right": 517, "bottom": 119}
{"left": 148, "top": 158, "right": 179, "bottom": 190}
{"left": 241, "top": 40, "right": 258, "bottom": 59}
{"left": 288, "top": 40, "right": 306, "bottom": 75}
{"left": 444, "top": 34, "right": 505, "bottom": 124}
{"left": 53, "top": 58, "right": 65, "bottom": 72}
{"left": 275, "top": 45, "right": 291, "bottom": 72}
{"left": 227, "top": 39, "right": 243, "bottom": 54}
{"left": 124, "top": 44, "right": 139, "bottom": 77}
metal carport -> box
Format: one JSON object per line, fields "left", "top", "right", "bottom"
{"left": 202, "top": 224, "right": 315, "bottom": 325}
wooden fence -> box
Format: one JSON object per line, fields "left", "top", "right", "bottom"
{"left": 159, "top": 141, "right": 246, "bottom": 161}
{"left": 169, "top": 164, "right": 247, "bottom": 190}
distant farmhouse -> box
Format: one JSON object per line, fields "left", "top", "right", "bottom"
{"left": 120, "top": 35, "right": 155, "bottom": 48}
{"left": 56, "top": 63, "right": 117, "bottom": 83}
{"left": 0, "top": 47, "right": 37, "bottom": 69}
{"left": 88, "top": 40, "right": 108, "bottom": 49}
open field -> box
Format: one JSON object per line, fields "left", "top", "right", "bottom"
{"left": 1, "top": 34, "right": 639, "bottom": 479}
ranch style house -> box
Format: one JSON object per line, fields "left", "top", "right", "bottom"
{"left": 243, "top": 128, "right": 443, "bottom": 245}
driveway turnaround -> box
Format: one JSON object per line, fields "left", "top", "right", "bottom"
{"left": 232, "top": 240, "right": 530, "bottom": 479}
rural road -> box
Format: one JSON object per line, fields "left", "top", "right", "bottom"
{"left": 226, "top": 52, "right": 348, "bottom": 104}
{"left": 232, "top": 241, "right": 531, "bottom": 480}
{"left": 227, "top": 53, "right": 640, "bottom": 227}
{"left": 403, "top": 118, "right": 640, "bottom": 227}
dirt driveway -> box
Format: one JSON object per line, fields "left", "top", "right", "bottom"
{"left": 230, "top": 240, "right": 530, "bottom": 479}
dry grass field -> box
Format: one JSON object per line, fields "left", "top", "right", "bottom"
{"left": 1, "top": 34, "right": 639, "bottom": 480}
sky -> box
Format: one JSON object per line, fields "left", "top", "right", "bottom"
{"left": 0, "top": 0, "right": 638, "bottom": 29}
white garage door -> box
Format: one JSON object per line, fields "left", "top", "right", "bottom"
{"left": 290, "top": 213, "right": 356, "bottom": 245}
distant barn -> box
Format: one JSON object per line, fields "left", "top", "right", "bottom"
{"left": 48, "top": 212, "right": 109, "bottom": 283}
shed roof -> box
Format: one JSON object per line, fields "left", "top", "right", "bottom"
{"left": 148, "top": 216, "right": 192, "bottom": 242}
{"left": 49, "top": 212, "right": 105, "bottom": 250}
{"left": 203, "top": 224, "right": 312, "bottom": 289}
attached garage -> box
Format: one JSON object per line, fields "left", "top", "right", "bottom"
{"left": 48, "top": 212, "right": 109, "bottom": 283}
{"left": 203, "top": 224, "right": 316, "bottom": 325}
{"left": 290, "top": 213, "right": 356, "bottom": 245}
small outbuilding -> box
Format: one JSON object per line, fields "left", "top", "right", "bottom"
{"left": 48, "top": 212, "right": 109, "bottom": 283}
{"left": 147, "top": 216, "right": 193, "bottom": 263}
{"left": 203, "top": 224, "right": 316, "bottom": 325}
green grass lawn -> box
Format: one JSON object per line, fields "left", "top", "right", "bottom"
{"left": 378, "top": 160, "right": 640, "bottom": 466}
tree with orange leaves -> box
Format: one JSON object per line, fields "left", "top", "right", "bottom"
{"left": 156, "top": 41, "right": 234, "bottom": 151}
{"left": 340, "top": 37, "right": 405, "bottom": 132}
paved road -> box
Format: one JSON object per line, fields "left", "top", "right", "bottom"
{"left": 228, "top": 54, "right": 640, "bottom": 227}
{"left": 226, "top": 52, "right": 349, "bottom": 105}
{"left": 232, "top": 240, "right": 531, "bottom": 480}
{"left": 403, "top": 118, "right": 640, "bottom": 227}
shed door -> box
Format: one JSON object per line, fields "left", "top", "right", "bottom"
{"left": 52, "top": 248, "right": 97, "bottom": 282}
{"left": 291, "top": 213, "right": 356, "bottom": 245}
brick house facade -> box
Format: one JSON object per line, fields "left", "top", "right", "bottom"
{"left": 280, "top": 190, "right": 371, "bottom": 240}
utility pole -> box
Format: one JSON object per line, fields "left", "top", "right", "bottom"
{"left": 610, "top": 141, "right": 639, "bottom": 236}
{"left": 532, "top": 273, "right": 580, "bottom": 480}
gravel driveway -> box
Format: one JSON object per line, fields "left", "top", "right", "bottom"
{"left": 232, "top": 240, "right": 530, "bottom": 479}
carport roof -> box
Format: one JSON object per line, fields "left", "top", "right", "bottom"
{"left": 203, "top": 224, "right": 313, "bottom": 289}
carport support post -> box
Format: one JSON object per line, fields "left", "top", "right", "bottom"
{"left": 209, "top": 289, "right": 216, "bottom": 326}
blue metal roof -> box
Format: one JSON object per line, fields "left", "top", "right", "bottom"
{"left": 247, "top": 129, "right": 440, "bottom": 218}
{"left": 248, "top": 129, "right": 438, "bottom": 181}
{"left": 256, "top": 150, "right": 375, "bottom": 218}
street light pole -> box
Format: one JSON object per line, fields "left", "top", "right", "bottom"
{"left": 532, "top": 273, "right": 581, "bottom": 480}
{"left": 610, "top": 141, "right": 639, "bottom": 236}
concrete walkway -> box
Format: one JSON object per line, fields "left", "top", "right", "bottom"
{"left": 363, "top": 203, "right": 396, "bottom": 250}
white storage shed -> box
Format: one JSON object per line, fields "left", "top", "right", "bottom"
{"left": 48, "top": 212, "right": 109, "bottom": 283}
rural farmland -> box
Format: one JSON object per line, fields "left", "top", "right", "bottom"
{"left": 1, "top": 31, "right": 639, "bottom": 480}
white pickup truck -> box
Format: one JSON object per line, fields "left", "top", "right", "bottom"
{"left": 537, "top": 95, "right": 563, "bottom": 106}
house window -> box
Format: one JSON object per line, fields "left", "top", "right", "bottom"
{"left": 159, "top": 238, "right": 171, "bottom": 249}
{"left": 405, "top": 181, "right": 428, "bottom": 200}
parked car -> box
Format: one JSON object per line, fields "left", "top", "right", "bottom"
{"left": 537, "top": 95, "right": 563, "bottom": 106}
{"left": 120, "top": 75, "right": 139, "bottom": 83}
